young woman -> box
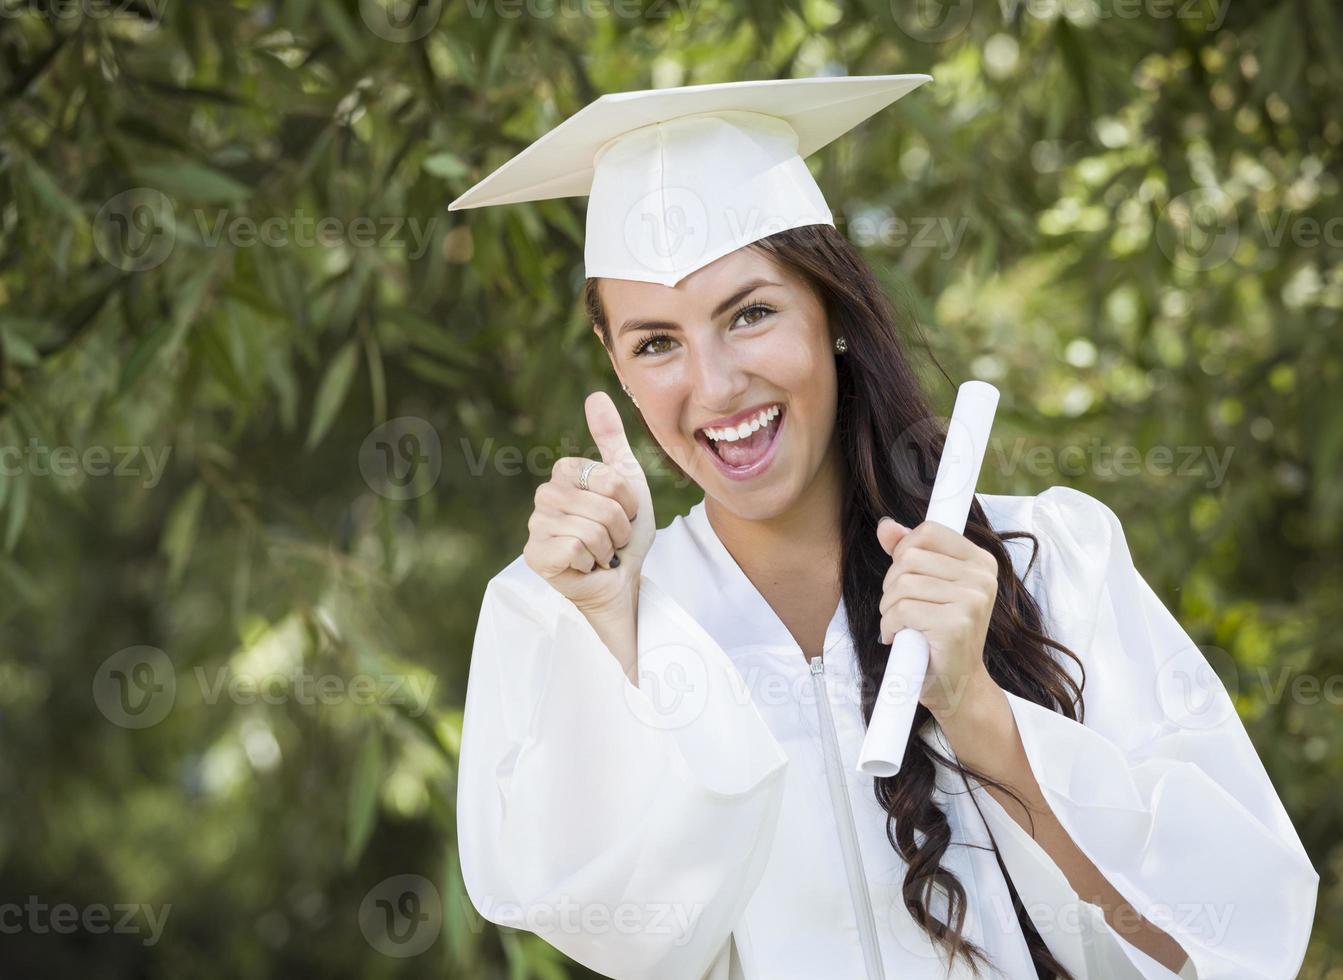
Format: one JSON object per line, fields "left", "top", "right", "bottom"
{"left": 453, "top": 74, "right": 1321, "bottom": 977}
{"left": 451, "top": 78, "right": 1318, "bottom": 980}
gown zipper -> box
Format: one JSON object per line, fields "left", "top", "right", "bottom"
{"left": 811, "top": 653, "right": 886, "bottom": 980}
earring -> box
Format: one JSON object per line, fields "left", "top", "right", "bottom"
{"left": 621, "top": 382, "right": 638, "bottom": 407}
{"left": 834, "top": 336, "right": 848, "bottom": 354}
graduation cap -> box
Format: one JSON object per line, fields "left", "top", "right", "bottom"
{"left": 448, "top": 74, "right": 932, "bottom": 287}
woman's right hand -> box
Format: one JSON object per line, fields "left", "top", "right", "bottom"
{"left": 523, "top": 391, "right": 656, "bottom": 618}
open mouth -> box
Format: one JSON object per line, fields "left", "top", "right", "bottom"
{"left": 694, "top": 403, "right": 785, "bottom": 478}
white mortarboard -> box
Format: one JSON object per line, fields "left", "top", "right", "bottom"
{"left": 448, "top": 74, "right": 931, "bottom": 287}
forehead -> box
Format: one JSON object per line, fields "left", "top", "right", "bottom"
{"left": 597, "top": 245, "right": 794, "bottom": 322}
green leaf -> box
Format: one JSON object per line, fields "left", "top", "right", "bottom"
{"left": 0, "top": 555, "right": 41, "bottom": 609}
{"left": 267, "top": 351, "right": 300, "bottom": 434}
{"left": 132, "top": 161, "right": 251, "bottom": 204}
{"left": 1, "top": 328, "right": 40, "bottom": 367}
{"left": 1254, "top": 2, "right": 1301, "bottom": 98}
{"left": 319, "top": 0, "right": 367, "bottom": 62}
{"left": 280, "top": 0, "right": 317, "bottom": 31}
{"left": 197, "top": 321, "right": 249, "bottom": 401}
{"left": 483, "top": 20, "right": 514, "bottom": 88}
{"left": 1054, "top": 20, "right": 1093, "bottom": 121}
{"left": 2, "top": 471, "right": 28, "bottom": 554}
{"left": 364, "top": 330, "right": 386, "bottom": 425}
{"left": 7, "top": 400, "right": 48, "bottom": 446}
{"left": 319, "top": 269, "right": 366, "bottom": 333}
{"left": 344, "top": 727, "right": 382, "bottom": 868}
{"left": 120, "top": 320, "right": 178, "bottom": 392}
{"left": 382, "top": 308, "right": 478, "bottom": 367}
{"left": 422, "top": 152, "right": 469, "bottom": 179}
{"left": 0, "top": 420, "right": 15, "bottom": 514}
{"left": 442, "top": 847, "right": 482, "bottom": 965}
{"left": 305, "top": 340, "right": 359, "bottom": 449}
{"left": 161, "top": 481, "right": 206, "bottom": 585}
{"left": 403, "top": 352, "right": 465, "bottom": 389}
{"left": 22, "top": 157, "right": 86, "bottom": 227}
{"left": 120, "top": 258, "right": 219, "bottom": 391}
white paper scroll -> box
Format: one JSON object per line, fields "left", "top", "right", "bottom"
{"left": 856, "top": 381, "right": 1000, "bottom": 778}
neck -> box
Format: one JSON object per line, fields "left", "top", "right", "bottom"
{"left": 704, "top": 438, "right": 845, "bottom": 583}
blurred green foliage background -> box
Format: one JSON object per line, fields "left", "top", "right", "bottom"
{"left": 0, "top": 0, "right": 1339, "bottom": 976}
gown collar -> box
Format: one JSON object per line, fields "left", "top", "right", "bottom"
{"left": 679, "top": 499, "right": 963, "bottom": 766}
{"left": 683, "top": 497, "right": 851, "bottom": 660}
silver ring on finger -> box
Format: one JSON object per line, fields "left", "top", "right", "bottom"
{"left": 578, "top": 459, "right": 600, "bottom": 492}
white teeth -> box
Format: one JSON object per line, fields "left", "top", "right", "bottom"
{"left": 703, "top": 405, "right": 781, "bottom": 443}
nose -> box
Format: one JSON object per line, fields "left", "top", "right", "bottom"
{"left": 686, "top": 330, "right": 750, "bottom": 416}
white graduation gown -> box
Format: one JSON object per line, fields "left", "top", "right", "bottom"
{"left": 456, "top": 485, "right": 1318, "bottom": 980}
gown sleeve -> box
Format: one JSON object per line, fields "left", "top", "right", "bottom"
{"left": 966, "top": 485, "right": 1319, "bottom": 980}
{"left": 455, "top": 556, "right": 788, "bottom": 980}
{"left": 972, "top": 778, "right": 1200, "bottom": 979}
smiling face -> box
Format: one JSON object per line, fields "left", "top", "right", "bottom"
{"left": 594, "top": 245, "right": 842, "bottom": 522}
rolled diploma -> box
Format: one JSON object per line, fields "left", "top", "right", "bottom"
{"left": 856, "top": 380, "right": 1000, "bottom": 777}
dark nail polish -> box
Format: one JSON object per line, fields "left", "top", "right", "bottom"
{"left": 609, "top": 554, "right": 621, "bottom": 568}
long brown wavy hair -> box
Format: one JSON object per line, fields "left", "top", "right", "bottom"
{"left": 585, "top": 224, "right": 1086, "bottom": 979}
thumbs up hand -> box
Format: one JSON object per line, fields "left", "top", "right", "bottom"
{"left": 523, "top": 391, "right": 655, "bottom": 617}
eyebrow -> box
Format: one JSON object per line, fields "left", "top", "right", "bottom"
{"left": 615, "top": 278, "right": 782, "bottom": 339}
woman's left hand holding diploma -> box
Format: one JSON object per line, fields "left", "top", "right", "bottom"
{"left": 875, "top": 517, "right": 1001, "bottom": 722}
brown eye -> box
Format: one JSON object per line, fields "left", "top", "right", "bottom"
{"left": 632, "top": 333, "right": 675, "bottom": 357}
{"left": 731, "top": 303, "right": 775, "bottom": 328}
